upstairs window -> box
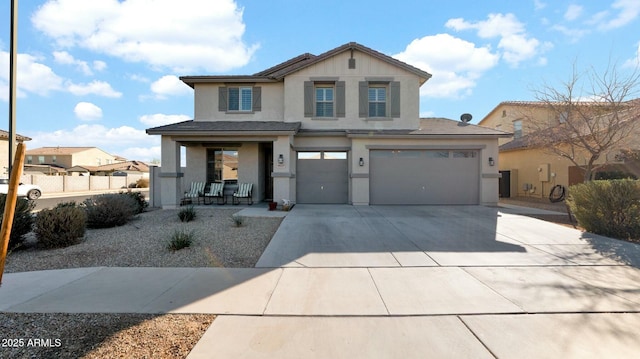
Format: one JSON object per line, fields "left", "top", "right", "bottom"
{"left": 315, "top": 86, "right": 334, "bottom": 117}
{"left": 513, "top": 119, "right": 523, "bottom": 139}
{"left": 218, "top": 86, "right": 261, "bottom": 113}
{"left": 26, "top": 155, "right": 32, "bottom": 164}
{"left": 359, "top": 80, "right": 400, "bottom": 119}
{"left": 368, "top": 86, "right": 387, "bottom": 117}
{"left": 38, "top": 156, "right": 45, "bottom": 164}
{"left": 228, "top": 87, "right": 252, "bottom": 112}
{"left": 304, "top": 80, "right": 345, "bottom": 118}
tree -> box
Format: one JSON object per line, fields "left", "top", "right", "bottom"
{"left": 525, "top": 62, "right": 640, "bottom": 182}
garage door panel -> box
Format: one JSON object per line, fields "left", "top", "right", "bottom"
{"left": 297, "top": 156, "right": 348, "bottom": 204}
{"left": 370, "top": 150, "right": 479, "bottom": 205}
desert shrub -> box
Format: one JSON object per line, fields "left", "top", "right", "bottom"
{"left": 594, "top": 171, "right": 637, "bottom": 180}
{"left": 35, "top": 206, "right": 87, "bottom": 249}
{"left": 232, "top": 214, "right": 245, "bottom": 227}
{"left": 136, "top": 178, "right": 149, "bottom": 188}
{"left": 178, "top": 206, "right": 196, "bottom": 222}
{"left": 167, "top": 229, "right": 194, "bottom": 251}
{"left": 0, "top": 195, "right": 35, "bottom": 250}
{"left": 83, "top": 193, "right": 138, "bottom": 228}
{"left": 567, "top": 179, "right": 640, "bottom": 240}
{"left": 55, "top": 201, "right": 78, "bottom": 209}
{"left": 119, "top": 190, "right": 148, "bottom": 214}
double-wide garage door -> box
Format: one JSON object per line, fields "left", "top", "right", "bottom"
{"left": 296, "top": 152, "right": 348, "bottom": 204}
{"left": 370, "top": 149, "right": 480, "bottom": 205}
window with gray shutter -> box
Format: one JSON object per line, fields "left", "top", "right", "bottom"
{"left": 335, "top": 81, "right": 345, "bottom": 117}
{"left": 358, "top": 81, "right": 368, "bottom": 117}
{"left": 390, "top": 81, "right": 400, "bottom": 118}
{"left": 304, "top": 81, "right": 314, "bottom": 117}
{"left": 252, "top": 86, "right": 261, "bottom": 112}
{"left": 305, "top": 80, "right": 345, "bottom": 118}
{"left": 218, "top": 87, "right": 227, "bottom": 112}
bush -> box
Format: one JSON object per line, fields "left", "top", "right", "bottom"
{"left": 35, "top": 206, "right": 87, "bottom": 249}
{"left": 178, "top": 206, "right": 196, "bottom": 222}
{"left": 0, "top": 195, "right": 35, "bottom": 250}
{"left": 119, "top": 190, "right": 148, "bottom": 214}
{"left": 83, "top": 193, "right": 138, "bottom": 228}
{"left": 594, "top": 171, "right": 637, "bottom": 180}
{"left": 232, "top": 214, "right": 245, "bottom": 227}
{"left": 567, "top": 179, "right": 640, "bottom": 240}
{"left": 167, "top": 229, "right": 194, "bottom": 251}
{"left": 136, "top": 178, "right": 149, "bottom": 188}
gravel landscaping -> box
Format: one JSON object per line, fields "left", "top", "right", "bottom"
{"left": 5, "top": 207, "right": 283, "bottom": 273}
{"left": 1, "top": 206, "right": 282, "bottom": 359}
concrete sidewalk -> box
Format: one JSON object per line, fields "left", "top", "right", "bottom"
{"left": 3, "top": 204, "right": 640, "bottom": 358}
{"left": 3, "top": 265, "right": 640, "bottom": 358}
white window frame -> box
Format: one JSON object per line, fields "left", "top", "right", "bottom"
{"left": 368, "top": 85, "right": 387, "bottom": 118}
{"left": 315, "top": 85, "right": 335, "bottom": 118}
{"left": 513, "top": 119, "right": 523, "bottom": 139}
{"left": 228, "top": 87, "right": 253, "bottom": 112}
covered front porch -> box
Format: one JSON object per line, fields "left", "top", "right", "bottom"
{"left": 146, "top": 121, "right": 301, "bottom": 209}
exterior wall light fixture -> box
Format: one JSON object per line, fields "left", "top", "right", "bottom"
{"left": 359, "top": 157, "right": 364, "bottom": 166}
{"left": 488, "top": 157, "right": 495, "bottom": 166}
{"left": 277, "top": 154, "right": 284, "bottom": 165}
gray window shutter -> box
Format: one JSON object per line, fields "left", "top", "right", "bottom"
{"left": 358, "top": 81, "right": 368, "bottom": 118}
{"left": 304, "top": 81, "right": 314, "bottom": 117}
{"left": 252, "top": 86, "right": 261, "bottom": 112}
{"left": 336, "top": 81, "right": 345, "bottom": 117}
{"left": 218, "top": 87, "right": 227, "bottom": 112}
{"left": 390, "top": 81, "right": 400, "bottom": 118}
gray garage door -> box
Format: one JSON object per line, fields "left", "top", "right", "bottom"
{"left": 370, "top": 149, "right": 479, "bottom": 205}
{"left": 297, "top": 152, "right": 348, "bottom": 204}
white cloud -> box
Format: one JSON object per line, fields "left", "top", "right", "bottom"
{"left": 624, "top": 43, "right": 640, "bottom": 68}
{"left": 53, "top": 51, "right": 93, "bottom": 75}
{"left": 564, "top": 4, "right": 583, "bottom": 21}
{"left": 0, "top": 51, "right": 64, "bottom": 100}
{"left": 551, "top": 25, "right": 588, "bottom": 42}
{"left": 32, "top": 0, "right": 259, "bottom": 73}
{"left": 67, "top": 80, "right": 122, "bottom": 98}
{"left": 394, "top": 34, "right": 499, "bottom": 98}
{"left": 93, "top": 60, "right": 107, "bottom": 72}
{"left": 591, "top": 0, "right": 640, "bottom": 30}
{"left": 150, "top": 75, "right": 192, "bottom": 99}
{"left": 140, "top": 114, "right": 191, "bottom": 127}
{"left": 534, "top": 0, "right": 546, "bottom": 11}
{"left": 119, "top": 146, "right": 161, "bottom": 162}
{"left": 74, "top": 102, "right": 103, "bottom": 121}
{"left": 445, "top": 13, "right": 548, "bottom": 67}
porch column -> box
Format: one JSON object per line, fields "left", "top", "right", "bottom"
{"left": 272, "top": 135, "right": 295, "bottom": 203}
{"left": 159, "top": 136, "right": 182, "bottom": 209}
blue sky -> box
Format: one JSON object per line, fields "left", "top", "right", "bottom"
{"left": 1, "top": 0, "right": 639, "bottom": 162}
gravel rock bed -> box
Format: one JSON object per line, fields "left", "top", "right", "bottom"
{"left": 5, "top": 207, "right": 283, "bottom": 273}
{"left": 0, "top": 313, "right": 215, "bottom": 359}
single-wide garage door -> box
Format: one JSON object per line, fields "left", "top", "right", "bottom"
{"left": 370, "top": 149, "right": 479, "bottom": 205}
{"left": 297, "top": 151, "right": 348, "bottom": 204}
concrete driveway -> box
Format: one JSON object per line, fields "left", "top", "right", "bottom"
{"left": 256, "top": 204, "right": 640, "bottom": 268}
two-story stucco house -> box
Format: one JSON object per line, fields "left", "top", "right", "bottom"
{"left": 147, "top": 42, "right": 509, "bottom": 208}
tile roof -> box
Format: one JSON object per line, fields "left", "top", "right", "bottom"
{"left": 181, "top": 42, "right": 432, "bottom": 87}
{"left": 25, "top": 147, "right": 100, "bottom": 155}
{"left": 0, "top": 130, "right": 31, "bottom": 142}
{"left": 347, "top": 118, "right": 512, "bottom": 137}
{"left": 146, "top": 120, "right": 302, "bottom": 135}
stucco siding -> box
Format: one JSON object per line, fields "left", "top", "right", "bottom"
{"left": 194, "top": 82, "right": 284, "bottom": 121}
{"left": 284, "top": 50, "right": 421, "bottom": 130}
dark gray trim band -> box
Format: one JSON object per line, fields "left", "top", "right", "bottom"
{"left": 159, "top": 172, "right": 184, "bottom": 178}
{"left": 482, "top": 173, "right": 501, "bottom": 178}
{"left": 272, "top": 172, "right": 295, "bottom": 178}
{"left": 365, "top": 144, "right": 487, "bottom": 150}
{"left": 351, "top": 173, "right": 369, "bottom": 178}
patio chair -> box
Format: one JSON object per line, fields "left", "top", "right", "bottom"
{"left": 182, "top": 181, "right": 205, "bottom": 205}
{"left": 232, "top": 183, "right": 253, "bottom": 205}
{"left": 204, "top": 182, "right": 225, "bottom": 205}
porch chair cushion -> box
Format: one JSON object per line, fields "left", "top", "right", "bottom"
{"left": 232, "top": 183, "right": 253, "bottom": 205}
{"left": 183, "top": 181, "right": 205, "bottom": 204}
{"left": 204, "top": 182, "right": 225, "bottom": 204}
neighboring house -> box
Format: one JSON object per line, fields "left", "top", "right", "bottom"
{"left": 479, "top": 101, "right": 640, "bottom": 198}
{"left": 25, "top": 147, "right": 119, "bottom": 169}
{"left": 93, "top": 160, "right": 150, "bottom": 177}
{"left": 0, "top": 130, "right": 31, "bottom": 177}
{"left": 147, "top": 42, "right": 509, "bottom": 208}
